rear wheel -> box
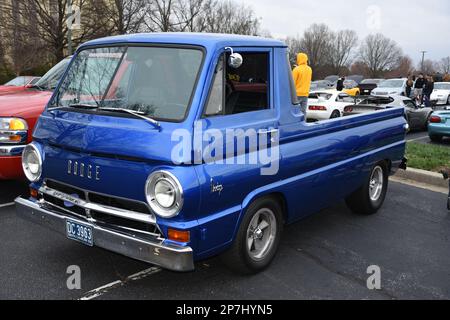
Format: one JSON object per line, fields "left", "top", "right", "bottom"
{"left": 222, "top": 197, "right": 283, "bottom": 274}
{"left": 346, "top": 162, "right": 388, "bottom": 215}
{"left": 430, "top": 135, "right": 443, "bottom": 142}
{"left": 330, "top": 110, "right": 340, "bottom": 119}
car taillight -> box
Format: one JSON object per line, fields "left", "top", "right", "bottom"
{"left": 429, "top": 116, "right": 442, "bottom": 123}
{"left": 309, "top": 105, "right": 327, "bottom": 111}
{"left": 345, "top": 106, "right": 353, "bottom": 113}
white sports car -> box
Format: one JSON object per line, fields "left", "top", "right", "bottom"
{"left": 431, "top": 82, "right": 450, "bottom": 105}
{"left": 306, "top": 90, "right": 355, "bottom": 121}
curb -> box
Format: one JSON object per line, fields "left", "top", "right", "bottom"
{"left": 394, "top": 167, "right": 448, "bottom": 189}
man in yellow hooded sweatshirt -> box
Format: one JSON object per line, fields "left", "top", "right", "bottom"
{"left": 292, "top": 53, "right": 312, "bottom": 114}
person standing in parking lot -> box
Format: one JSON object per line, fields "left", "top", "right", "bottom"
{"left": 423, "top": 75, "right": 434, "bottom": 108}
{"left": 292, "top": 53, "right": 312, "bottom": 114}
{"left": 414, "top": 73, "right": 426, "bottom": 103}
{"left": 406, "top": 76, "right": 414, "bottom": 98}
{"left": 336, "top": 77, "right": 345, "bottom": 91}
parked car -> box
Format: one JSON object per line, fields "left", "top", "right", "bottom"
{"left": 342, "top": 79, "right": 360, "bottom": 96}
{"left": 307, "top": 90, "right": 355, "bottom": 120}
{"left": 15, "top": 33, "right": 407, "bottom": 274}
{"left": 310, "top": 80, "right": 334, "bottom": 91}
{"left": 0, "top": 57, "right": 70, "bottom": 180}
{"left": 430, "top": 82, "right": 450, "bottom": 106}
{"left": 343, "top": 95, "right": 433, "bottom": 131}
{"left": 358, "top": 79, "right": 384, "bottom": 95}
{"left": 428, "top": 110, "right": 450, "bottom": 142}
{"left": 371, "top": 78, "right": 407, "bottom": 96}
{"left": 0, "top": 76, "right": 41, "bottom": 96}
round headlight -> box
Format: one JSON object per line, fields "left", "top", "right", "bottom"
{"left": 145, "top": 171, "right": 183, "bottom": 218}
{"left": 22, "top": 144, "right": 42, "bottom": 182}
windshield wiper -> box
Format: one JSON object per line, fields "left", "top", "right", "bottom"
{"left": 48, "top": 103, "right": 99, "bottom": 113}
{"left": 98, "top": 107, "right": 161, "bottom": 130}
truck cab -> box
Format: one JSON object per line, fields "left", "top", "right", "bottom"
{"left": 16, "top": 33, "right": 407, "bottom": 273}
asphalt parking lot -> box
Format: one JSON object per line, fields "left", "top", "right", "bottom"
{"left": 0, "top": 178, "right": 449, "bottom": 300}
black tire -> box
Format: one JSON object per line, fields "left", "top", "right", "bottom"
{"left": 222, "top": 197, "right": 283, "bottom": 274}
{"left": 447, "top": 95, "right": 450, "bottom": 106}
{"left": 345, "top": 162, "right": 389, "bottom": 215}
{"left": 430, "top": 135, "right": 443, "bottom": 142}
{"left": 330, "top": 110, "right": 340, "bottom": 119}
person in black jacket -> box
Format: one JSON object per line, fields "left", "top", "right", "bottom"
{"left": 336, "top": 77, "right": 345, "bottom": 91}
{"left": 423, "top": 75, "right": 434, "bottom": 108}
{"left": 414, "top": 73, "right": 426, "bottom": 103}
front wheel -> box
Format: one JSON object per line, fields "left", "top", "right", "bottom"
{"left": 346, "top": 162, "right": 388, "bottom": 215}
{"left": 222, "top": 197, "right": 283, "bottom": 274}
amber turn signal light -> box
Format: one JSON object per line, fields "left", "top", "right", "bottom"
{"left": 30, "top": 188, "right": 38, "bottom": 199}
{"left": 168, "top": 229, "right": 190, "bottom": 243}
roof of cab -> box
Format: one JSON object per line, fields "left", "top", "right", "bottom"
{"left": 79, "top": 32, "right": 286, "bottom": 50}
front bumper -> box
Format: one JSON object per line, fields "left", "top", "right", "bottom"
{"left": 15, "top": 197, "right": 195, "bottom": 272}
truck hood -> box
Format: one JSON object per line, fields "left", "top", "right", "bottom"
{"left": 34, "top": 110, "right": 191, "bottom": 164}
{"left": 0, "top": 90, "right": 52, "bottom": 117}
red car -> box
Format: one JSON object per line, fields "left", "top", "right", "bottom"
{"left": 0, "top": 58, "right": 70, "bottom": 179}
{"left": 0, "top": 76, "right": 41, "bottom": 96}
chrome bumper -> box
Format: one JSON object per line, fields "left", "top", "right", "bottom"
{"left": 0, "top": 144, "right": 26, "bottom": 156}
{"left": 15, "top": 197, "right": 195, "bottom": 272}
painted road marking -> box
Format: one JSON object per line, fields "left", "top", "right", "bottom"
{"left": 0, "top": 202, "right": 15, "bottom": 209}
{"left": 79, "top": 267, "right": 162, "bottom": 300}
{"left": 407, "top": 135, "right": 429, "bottom": 142}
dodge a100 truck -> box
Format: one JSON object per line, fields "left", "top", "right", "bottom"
{"left": 16, "top": 33, "right": 407, "bottom": 274}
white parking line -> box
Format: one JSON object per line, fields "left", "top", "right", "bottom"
{"left": 79, "top": 266, "right": 162, "bottom": 300}
{"left": 407, "top": 136, "right": 430, "bottom": 142}
{"left": 0, "top": 202, "right": 15, "bottom": 209}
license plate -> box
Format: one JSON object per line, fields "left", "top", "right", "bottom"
{"left": 66, "top": 219, "right": 94, "bottom": 246}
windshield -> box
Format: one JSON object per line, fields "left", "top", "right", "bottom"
{"left": 4, "top": 76, "right": 33, "bottom": 86}
{"left": 52, "top": 46, "right": 204, "bottom": 122}
{"left": 378, "top": 79, "right": 404, "bottom": 88}
{"left": 434, "top": 83, "right": 450, "bottom": 90}
{"left": 35, "top": 58, "right": 70, "bottom": 91}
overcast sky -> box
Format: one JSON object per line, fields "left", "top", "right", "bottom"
{"left": 242, "top": 0, "right": 450, "bottom": 64}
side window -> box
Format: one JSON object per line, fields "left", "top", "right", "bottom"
{"left": 203, "top": 51, "right": 270, "bottom": 117}
{"left": 204, "top": 56, "right": 224, "bottom": 116}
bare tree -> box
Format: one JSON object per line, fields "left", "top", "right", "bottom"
{"left": 328, "top": 30, "right": 358, "bottom": 74}
{"left": 418, "top": 59, "right": 436, "bottom": 75}
{"left": 198, "top": 0, "right": 260, "bottom": 35}
{"left": 92, "top": 0, "right": 148, "bottom": 35}
{"left": 2, "top": 0, "right": 109, "bottom": 63}
{"left": 385, "top": 55, "right": 414, "bottom": 78}
{"left": 359, "top": 33, "right": 402, "bottom": 77}
{"left": 298, "top": 24, "right": 332, "bottom": 72}
{"left": 437, "top": 57, "right": 450, "bottom": 75}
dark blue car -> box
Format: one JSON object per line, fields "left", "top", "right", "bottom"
{"left": 16, "top": 33, "right": 408, "bottom": 274}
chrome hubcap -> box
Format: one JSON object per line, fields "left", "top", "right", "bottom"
{"left": 246, "top": 208, "right": 277, "bottom": 261}
{"left": 369, "top": 166, "right": 384, "bottom": 201}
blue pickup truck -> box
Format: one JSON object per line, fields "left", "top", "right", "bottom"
{"left": 16, "top": 33, "right": 408, "bottom": 274}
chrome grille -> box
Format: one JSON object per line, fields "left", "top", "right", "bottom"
{"left": 38, "top": 179, "right": 160, "bottom": 238}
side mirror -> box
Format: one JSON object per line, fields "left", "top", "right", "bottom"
{"left": 225, "top": 47, "right": 243, "bottom": 69}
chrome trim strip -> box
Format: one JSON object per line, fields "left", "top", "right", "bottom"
{"left": 39, "top": 185, "right": 157, "bottom": 225}
{"left": 15, "top": 197, "right": 194, "bottom": 272}
{"left": 0, "top": 144, "right": 26, "bottom": 156}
